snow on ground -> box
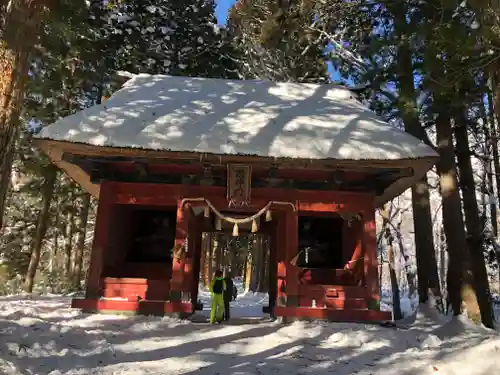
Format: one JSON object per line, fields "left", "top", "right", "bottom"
{"left": 1, "top": 293, "right": 500, "bottom": 375}
{"left": 196, "top": 277, "right": 268, "bottom": 320}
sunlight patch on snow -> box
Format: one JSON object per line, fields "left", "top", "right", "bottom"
{"left": 1, "top": 295, "right": 499, "bottom": 375}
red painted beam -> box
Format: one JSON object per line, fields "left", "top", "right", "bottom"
{"left": 110, "top": 182, "right": 373, "bottom": 212}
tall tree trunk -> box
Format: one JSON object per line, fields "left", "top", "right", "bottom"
{"left": 411, "top": 180, "right": 442, "bottom": 302}
{"left": 258, "top": 235, "right": 268, "bottom": 293}
{"left": 494, "top": 70, "right": 500, "bottom": 137}
{"left": 72, "top": 193, "right": 90, "bottom": 289}
{"left": 487, "top": 82, "right": 500, "bottom": 237}
{"left": 454, "top": 109, "right": 494, "bottom": 327}
{"left": 438, "top": 227, "right": 447, "bottom": 300}
{"left": 245, "top": 240, "right": 253, "bottom": 291}
{"left": 481, "top": 92, "right": 497, "bottom": 236}
{"left": 395, "top": 30, "right": 441, "bottom": 303}
{"left": 377, "top": 224, "right": 385, "bottom": 289}
{"left": 255, "top": 235, "right": 267, "bottom": 293}
{"left": 200, "top": 232, "right": 207, "bottom": 286}
{"left": 435, "top": 110, "right": 467, "bottom": 315}
{"left": 64, "top": 210, "right": 75, "bottom": 276}
{"left": 388, "top": 239, "right": 402, "bottom": 320}
{"left": 214, "top": 234, "right": 223, "bottom": 272}
{"left": 207, "top": 232, "right": 214, "bottom": 286}
{"left": 0, "top": 1, "right": 50, "bottom": 230}
{"left": 242, "top": 255, "right": 247, "bottom": 283}
{"left": 488, "top": 74, "right": 500, "bottom": 287}
{"left": 225, "top": 238, "right": 235, "bottom": 276}
{"left": 0, "top": 126, "right": 17, "bottom": 231}
{"left": 23, "top": 165, "right": 57, "bottom": 293}
{"left": 50, "top": 199, "right": 60, "bottom": 273}
{"left": 230, "top": 238, "right": 238, "bottom": 277}
{"left": 395, "top": 216, "right": 417, "bottom": 298}
{"left": 262, "top": 235, "right": 270, "bottom": 293}
{"left": 252, "top": 235, "right": 262, "bottom": 292}
{"left": 381, "top": 207, "right": 402, "bottom": 319}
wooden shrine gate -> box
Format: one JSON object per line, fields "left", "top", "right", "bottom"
{"left": 70, "top": 163, "right": 390, "bottom": 322}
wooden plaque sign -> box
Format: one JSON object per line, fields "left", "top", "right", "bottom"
{"left": 227, "top": 164, "right": 252, "bottom": 207}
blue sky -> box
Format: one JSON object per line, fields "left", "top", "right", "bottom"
{"left": 215, "top": 0, "right": 235, "bottom": 25}
{"left": 214, "top": 0, "right": 344, "bottom": 83}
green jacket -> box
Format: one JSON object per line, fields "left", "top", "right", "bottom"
{"left": 210, "top": 277, "right": 226, "bottom": 295}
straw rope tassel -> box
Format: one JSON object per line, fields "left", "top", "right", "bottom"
{"left": 204, "top": 206, "right": 210, "bottom": 218}
{"left": 251, "top": 218, "right": 258, "bottom": 233}
{"left": 265, "top": 209, "right": 272, "bottom": 222}
{"left": 179, "top": 199, "right": 295, "bottom": 235}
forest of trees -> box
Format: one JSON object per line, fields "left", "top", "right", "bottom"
{"left": 0, "top": 0, "right": 500, "bottom": 329}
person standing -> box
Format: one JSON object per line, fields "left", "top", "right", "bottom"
{"left": 223, "top": 273, "right": 235, "bottom": 321}
{"left": 210, "top": 270, "right": 226, "bottom": 324}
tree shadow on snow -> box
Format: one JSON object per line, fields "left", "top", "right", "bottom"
{"left": 1, "top": 299, "right": 500, "bottom": 375}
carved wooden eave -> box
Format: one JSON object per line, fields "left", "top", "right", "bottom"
{"left": 35, "top": 140, "right": 101, "bottom": 197}
{"left": 33, "top": 139, "right": 437, "bottom": 206}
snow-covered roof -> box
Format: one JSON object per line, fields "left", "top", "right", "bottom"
{"left": 37, "top": 74, "right": 437, "bottom": 161}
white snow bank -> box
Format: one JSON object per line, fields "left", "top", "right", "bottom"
{"left": 1, "top": 295, "right": 499, "bottom": 375}
{"left": 37, "top": 74, "right": 437, "bottom": 161}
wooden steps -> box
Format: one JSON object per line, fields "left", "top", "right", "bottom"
{"left": 71, "top": 298, "right": 192, "bottom": 315}
{"left": 297, "top": 284, "right": 369, "bottom": 299}
{"left": 297, "top": 284, "right": 375, "bottom": 309}
{"left": 73, "top": 282, "right": 390, "bottom": 323}
{"left": 275, "top": 307, "right": 392, "bottom": 322}
{"left": 101, "top": 277, "right": 170, "bottom": 300}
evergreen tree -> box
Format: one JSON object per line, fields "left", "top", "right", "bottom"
{"left": 316, "top": 1, "right": 443, "bottom": 309}
{"left": 0, "top": 0, "right": 56, "bottom": 230}
{"left": 228, "top": 0, "right": 329, "bottom": 82}
{"left": 107, "top": 0, "right": 240, "bottom": 78}
{"left": 0, "top": 0, "right": 99, "bottom": 292}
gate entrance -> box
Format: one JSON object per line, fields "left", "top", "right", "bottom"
{"left": 195, "top": 231, "right": 273, "bottom": 321}
{"left": 187, "top": 208, "right": 277, "bottom": 322}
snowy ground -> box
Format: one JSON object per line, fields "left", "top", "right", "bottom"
{"left": 1, "top": 292, "right": 500, "bottom": 375}
{"left": 196, "top": 277, "right": 269, "bottom": 320}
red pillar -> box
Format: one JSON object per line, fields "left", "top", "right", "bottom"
{"left": 284, "top": 205, "right": 299, "bottom": 307}
{"left": 187, "top": 212, "right": 203, "bottom": 307}
{"left": 264, "top": 219, "right": 278, "bottom": 314}
{"left": 276, "top": 212, "right": 287, "bottom": 307}
{"left": 363, "top": 209, "right": 380, "bottom": 309}
{"left": 342, "top": 218, "right": 363, "bottom": 266}
{"left": 85, "top": 181, "right": 114, "bottom": 299}
{"left": 170, "top": 200, "right": 188, "bottom": 304}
